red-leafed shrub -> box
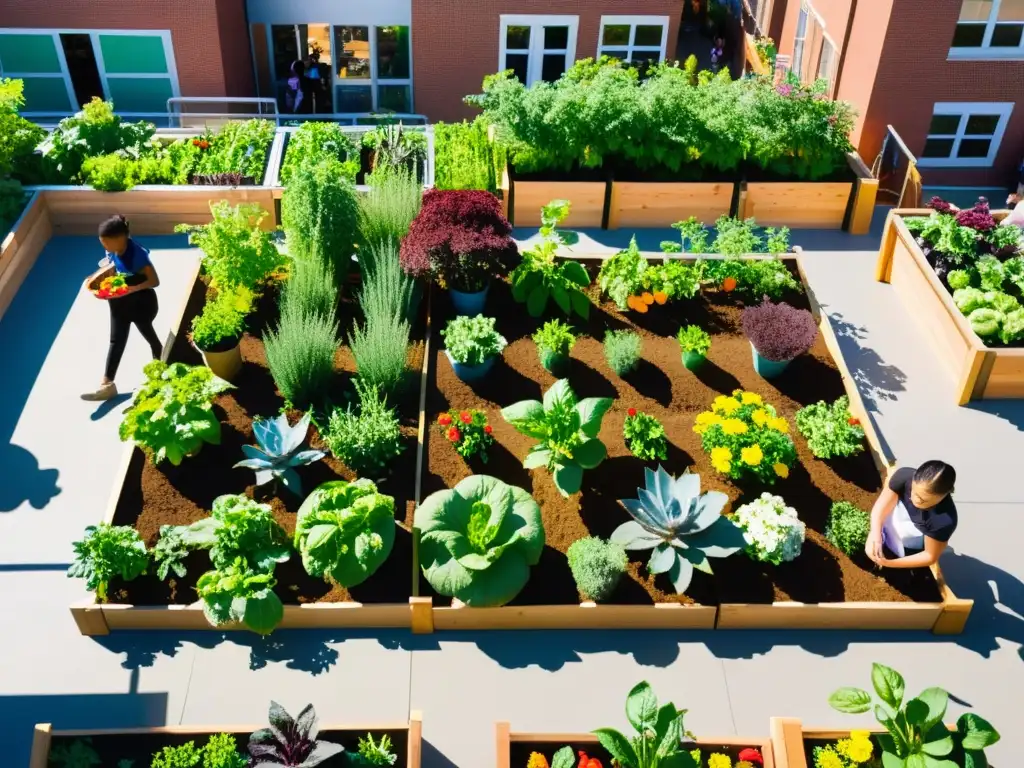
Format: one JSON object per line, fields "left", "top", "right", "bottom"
{"left": 399, "top": 189, "right": 519, "bottom": 292}
{"left": 742, "top": 298, "right": 818, "bottom": 362}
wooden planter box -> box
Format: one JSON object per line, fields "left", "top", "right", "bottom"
{"left": 607, "top": 181, "right": 737, "bottom": 229}
{"left": 876, "top": 209, "right": 1024, "bottom": 403}
{"left": 500, "top": 165, "right": 606, "bottom": 229}
{"left": 496, "top": 722, "right": 775, "bottom": 768}
{"left": 30, "top": 712, "right": 422, "bottom": 768}
{"left": 740, "top": 152, "right": 877, "bottom": 232}
{"left": 0, "top": 192, "right": 51, "bottom": 322}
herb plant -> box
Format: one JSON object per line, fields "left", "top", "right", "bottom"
{"left": 502, "top": 378, "right": 613, "bottom": 496}
{"left": 642, "top": 259, "right": 702, "bottom": 302}
{"left": 826, "top": 501, "right": 870, "bottom": 557}
{"left": 612, "top": 467, "right": 745, "bottom": 594}
{"left": 795, "top": 396, "right": 865, "bottom": 459}
{"left": 598, "top": 237, "right": 648, "bottom": 310}
{"left": 295, "top": 479, "right": 396, "bottom": 588}
{"left": 442, "top": 315, "right": 507, "bottom": 365}
{"left": 358, "top": 167, "right": 422, "bottom": 252}
{"left": 742, "top": 299, "right": 818, "bottom": 362}
{"left": 177, "top": 202, "right": 285, "bottom": 291}
{"left": 264, "top": 300, "right": 339, "bottom": 410}
{"left": 533, "top": 319, "right": 577, "bottom": 373}
{"left": 234, "top": 412, "right": 326, "bottom": 495}
{"left": 282, "top": 253, "right": 336, "bottom": 321}
{"left": 829, "top": 663, "right": 1000, "bottom": 768}
{"left": 694, "top": 390, "right": 797, "bottom": 483}
{"left": 437, "top": 409, "right": 495, "bottom": 462}
{"left": 201, "top": 733, "right": 248, "bottom": 768}
{"left": 191, "top": 119, "right": 275, "bottom": 182}
{"left": 592, "top": 682, "right": 699, "bottom": 768}
{"left": 323, "top": 380, "right": 405, "bottom": 475}
{"left": 279, "top": 121, "right": 357, "bottom": 184}
{"left": 605, "top": 330, "right": 642, "bottom": 376}
{"left": 119, "top": 361, "right": 232, "bottom": 465}
{"left": 677, "top": 326, "right": 711, "bottom": 356}
{"left": 732, "top": 492, "right": 805, "bottom": 565}
{"left": 567, "top": 536, "right": 628, "bottom": 602}
{"left": 509, "top": 200, "right": 591, "bottom": 318}
{"left": 353, "top": 733, "right": 398, "bottom": 766}
{"left": 248, "top": 701, "right": 344, "bottom": 767}
{"left": 623, "top": 408, "right": 668, "bottom": 461}
{"left": 151, "top": 742, "right": 202, "bottom": 768}
{"left": 196, "top": 557, "right": 284, "bottom": 634}
{"left": 433, "top": 118, "right": 504, "bottom": 193}
{"left": 190, "top": 286, "right": 252, "bottom": 351}
{"left": 415, "top": 474, "right": 544, "bottom": 606}
{"left": 68, "top": 524, "right": 149, "bottom": 602}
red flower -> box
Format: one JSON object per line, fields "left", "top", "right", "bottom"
{"left": 447, "top": 427, "right": 461, "bottom": 442}
{"left": 847, "top": 417, "right": 860, "bottom": 426}
{"left": 459, "top": 411, "right": 472, "bottom": 424}
{"left": 627, "top": 407, "right": 637, "bottom": 417}
{"left": 576, "top": 752, "right": 602, "bottom": 768}
{"left": 738, "top": 748, "right": 763, "bottom": 766}
{"left": 484, "top": 424, "right": 493, "bottom": 434}
{"left": 437, "top": 413, "right": 452, "bottom": 427}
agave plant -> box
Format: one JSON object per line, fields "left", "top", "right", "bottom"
{"left": 234, "top": 412, "right": 326, "bottom": 496}
{"left": 249, "top": 701, "right": 344, "bottom": 767}
{"left": 611, "top": 466, "right": 746, "bottom": 594}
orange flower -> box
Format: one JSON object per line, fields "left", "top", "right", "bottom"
{"left": 641, "top": 292, "right": 655, "bottom": 305}
{"left": 722, "top": 277, "right": 737, "bottom": 292}
{"left": 653, "top": 291, "right": 668, "bottom": 305}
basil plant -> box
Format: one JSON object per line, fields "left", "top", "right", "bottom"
{"left": 415, "top": 475, "right": 544, "bottom": 607}
{"left": 502, "top": 378, "right": 613, "bottom": 497}
{"left": 593, "top": 681, "right": 696, "bottom": 768}
{"left": 829, "top": 662, "right": 1000, "bottom": 768}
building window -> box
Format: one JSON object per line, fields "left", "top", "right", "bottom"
{"left": 816, "top": 38, "right": 836, "bottom": 95}
{"left": 597, "top": 16, "right": 669, "bottom": 69}
{"left": 951, "top": 0, "right": 1024, "bottom": 57}
{"left": 0, "top": 29, "right": 178, "bottom": 114}
{"left": 919, "top": 102, "right": 1014, "bottom": 167}
{"left": 791, "top": 4, "right": 809, "bottom": 78}
{"left": 499, "top": 15, "right": 579, "bottom": 86}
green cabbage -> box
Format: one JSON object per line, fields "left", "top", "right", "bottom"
{"left": 968, "top": 308, "right": 1002, "bottom": 338}
{"left": 1001, "top": 309, "right": 1024, "bottom": 345}
{"left": 953, "top": 287, "right": 985, "bottom": 315}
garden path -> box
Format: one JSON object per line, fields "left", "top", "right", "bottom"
{"left": 1, "top": 224, "right": 1021, "bottom": 767}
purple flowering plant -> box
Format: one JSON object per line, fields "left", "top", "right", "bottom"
{"left": 742, "top": 299, "right": 818, "bottom": 362}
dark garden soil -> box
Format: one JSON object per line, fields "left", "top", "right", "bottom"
{"left": 422, "top": 261, "right": 941, "bottom": 607}
{"left": 49, "top": 728, "right": 409, "bottom": 767}
{"left": 108, "top": 275, "right": 425, "bottom": 607}
{"left": 510, "top": 740, "right": 764, "bottom": 767}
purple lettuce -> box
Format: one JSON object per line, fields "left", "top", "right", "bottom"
{"left": 926, "top": 196, "right": 955, "bottom": 215}
{"left": 956, "top": 200, "right": 996, "bottom": 232}
{"left": 248, "top": 701, "right": 343, "bottom": 767}
{"left": 742, "top": 299, "right": 818, "bottom": 362}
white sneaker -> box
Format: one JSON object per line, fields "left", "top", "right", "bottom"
{"left": 81, "top": 382, "right": 118, "bottom": 401}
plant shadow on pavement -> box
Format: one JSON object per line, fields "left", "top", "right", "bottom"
{"left": 0, "top": 441, "right": 61, "bottom": 512}
{"left": 826, "top": 311, "right": 908, "bottom": 410}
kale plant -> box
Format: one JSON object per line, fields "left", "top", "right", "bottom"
{"left": 68, "top": 524, "right": 150, "bottom": 602}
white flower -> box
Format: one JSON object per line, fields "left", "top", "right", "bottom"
{"left": 733, "top": 493, "right": 805, "bottom": 565}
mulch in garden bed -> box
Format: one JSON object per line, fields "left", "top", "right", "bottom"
{"left": 108, "top": 275, "right": 425, "bottom": 607}
{"left": 49, "top": 728, "right": 410, "bottom": 767}
{"left": 422, "top": 260, "right": 941, "bottom": 607}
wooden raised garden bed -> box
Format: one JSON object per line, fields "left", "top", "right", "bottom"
{"left": 740, "top": 152, "right": 878, "bottom": 233}
{"left": 70, "top": 266, "right": 432, "bottom": 636}
{"left": 496, "top": 721, "right": 775, "bottom": 768}
{"left": 876, "top": 209, "right": 1024, "bottom": 403}
{"left": 607, "top": 181, "right": 737, "bottom": 230}
{"left": 0, "top": 191, "right": 50, "bottom": 322}
{"left": 501, "top": 165, "right": 607, "bottom": 229}
{"left": 412, "top": 253, "right": 972, "bottom": 634}
{"left": 30, "top": 712, "right": 422, "bottom": 768}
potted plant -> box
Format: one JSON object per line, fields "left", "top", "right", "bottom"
{"left": 741, "top": 298, "right": 817, "bottom": 378}
{"left": 441, "top": 315, "right": 507, "bottom": 382}
{"left": 189, "top": 286, "right": 253, "bottom": 381}
{"left": 532, "top": 319, "right": 576, "bottom": 376}
{"left": 400, "top": 189, "right": 518, "bottom": 315}
{"left": 677, "top": 325, "right": 711, "bottom": 370}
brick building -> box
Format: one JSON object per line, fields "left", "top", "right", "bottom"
{"left": 758, "top": 0, "right": 1024, "bottom": 191}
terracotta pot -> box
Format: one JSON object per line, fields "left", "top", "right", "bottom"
{"left": 195, "top": 338, "right": 242, "bottom": 381}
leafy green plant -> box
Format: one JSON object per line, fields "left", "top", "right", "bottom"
{"left": 81, "top": 152, "right": 173, "bottom": 190}
{"left": 612, "top": 467, "right": 745, "bottom": 594}
{"left": 946, "top": 269, "right": 971, "bottom": 290}
{"left": 533, "top": 319, "right": 577, "bottom": 372}
{"left": 605, "top": 330, "right": 642, "bottom": 376}
{"left": 151, "top": 742, "right": 202, "bottom": 768}
{"left": 248, "top": 701, "right": 344, "bottom": 767}
{"left": 677, "top": 326, "right": 711, "bottom": 356}
{"left": 829, "top": 663, "right": 1000, "bottom": 768}
{"left": 826, "top": 501, "right": 870, "bottom": 557}
{"left": 593, "top": 682, "right": 698, "bottom": 768}
{"left": 642, "top": 259, "right": 703, "bottom": 302}
{"left": 190, "top": 286, "right": 252, "bottom": 351}
{"left": 502, "top": 378, "right": 612, "bottom": 496}
{"left": 442, "top": 315, "right": 507, "bottom": 366}
{"left": 509, "top": 200, "right": 591, "bottom": 318}
{"left": 952, "top": 287, "right": 1024, "bottom": 343}
{"left": 598, "top": 237, "right": 648, "bottom": 309}
{"left": 976, "top": 255, "right": 1005, "bottom": 291}
{"left": 0, "top": 78, "right": 47, "bottom": 183}
{"left": 567, "top": 536, "right": 628, "bottom": 602}
{"left": 294, "top": 478, "right": 395, "bottom": 588}
{"left": 264, "top": 299, "right": 339, "bottom": 409}
{"left": 323, "top": 380, "right": 405, "bottom": 475}
{"left": 916, "top": 213, "right": 978, "bottom": 265}
{"left": 363, "top": 123, "right": 427, "bottom": 176}
{"left": 201, "top": 733, "right": 248, "bottom": 768}
{"left": 765, "top": 226, "right": 791, "bottom": 255}
{"left": 795, "top": 396, "right": 865, "bottom": 459}
{"left": 668, "top": 217, "right": 711, "bottom": 254}
{"left": 358, "top": 166, "right": 422, "bottom": 252}
{"left": 279, "top": 121, "right": 358, "bottom": 184}
{"left": 415, "top": 474, "right": 544, "bottom": 606}
{"left": 623, "top": 409, "right": 668, "bottom": 461}
{"left": 192, "top": 119, "right": 276, "bottom": 182}
{"left": 434, "top": 118, "right": 504, "bottom": 193}
{"left": 48, "top": 738, "right": 101, "bottom": 768}
{"left": 234, "top": 412, "right": 325, "bottom": 495}
{"left": 176, "top": 201, "right": 285, "bottom": 291}
{"left": 68, "top": 524, "right": 150, "bottom": 602}
{"left": 0, "top": 179, "right": 27, "bottom": 234}
{"left": 119, "top": 361, "right": 232, "bottom": 465}
{"left": 712, "top": 216, "right": 761, "bottom": 257}
{"left": 196, "top": 557, "right": 284, "bottom": 634}
{"left": 353, "top": 733, "right": 398, "bottom": 766}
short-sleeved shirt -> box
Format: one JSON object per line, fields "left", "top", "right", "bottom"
{"left": 109, "top": 238, "right": 152, "bottom": 281}
{"left": 888, "top": 467, "right": 958, "bottom": 543}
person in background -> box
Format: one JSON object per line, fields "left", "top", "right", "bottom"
{"left": 711, "top": 37, "right": 725, "bottom": 73}
{"left": 286, "top": 60, "right": 305, "bottom": 114}
{"left": 865, "top": 461, "right": 957, "bottom": 569}
{"left": 305, "top": 49, "right": 327, "bottom": 113}
{"left": 81, "top": 215, "right": 162, "bottom": 402}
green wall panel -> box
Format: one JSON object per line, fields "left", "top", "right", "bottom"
{"left": 99, "top": 35, "right": 168, "bottom": 74}
{"left": 0, "top": 34, "right": 62, "bottom": 73}
{"left": 20, "top": 77, "right": 72, "bottom": 112}
{"left": 106, "top": 77, "right": 173, "bottom": 112}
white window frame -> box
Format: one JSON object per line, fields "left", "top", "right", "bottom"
{"left": 918, "top": 102, "right": 1014, "bottom": 168}
{"left": 0, "top": 28, "right": 180, "bottom": 114}
{"left": 498, "top": 14, "right": 579, "bottom": 86}
{"left": 791, "top": 4, "right": 809, "bottom": 78}
{"left": 816, "top": 35, "right": 837, "bottom": 95}
{"left": 949, "top": 0, "right": 1024, "bottom": 59}
{"left": 597, "top": 15, "right": 670, "bottom": 64}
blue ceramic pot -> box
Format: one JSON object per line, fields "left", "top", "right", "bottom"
{"left": 446, "top": 350, "right": 496, "bottom": 382}
{"left": 449, "top": 283, "right": 490, "bottom": 316}
{"left": 750, "top": 343, "right": 791, "bottom": 379}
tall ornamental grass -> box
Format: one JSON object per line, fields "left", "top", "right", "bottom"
{"left": 282, "top": 252, "right": 337, "bottom": 320}
{"left": 264, "top": 300, "right": 339, "bottom": 409}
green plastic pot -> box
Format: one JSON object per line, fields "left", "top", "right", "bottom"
{"left": 681, "top": 350, "right": 706, "bottom": 371}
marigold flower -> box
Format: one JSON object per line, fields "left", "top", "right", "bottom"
{"left": 722, "top": 277, "right": 737, "bottom": 292}
{"left": 708, "top": 753, "right": 732, "bottom": 768}
{"left": 849, "top": 730, "right": 871, "bottom": 743}
{"left": 526, "top": 753, "right": 550, "bottom": 768}
{"left": 693, "top": 411, "right": 722, "bottom": 434}
{"left": 740, "top": 391, "right": 762, "bottom": 406}
{"left": 653, "top": 291, "right": 668, "bottom": 305}
{"left": 738, "top": 748, "right": 763, "bottom": 766}
{"left": 741, "top": 445, "right": 764, "bottom": 465}
{"left": 773, "top": 462, "right": 789, "bottom": 479}
{"left": 627, "top": 407, "right": 638, "bottom": 417}
{"left": 770, "top": 417, "right": 789, "bottom": 433}
{"left": 713, "top": 459, "right": 732, "bottom": 474}
{"left": 815, "top": 747, "right": 843, "bottom": 768}
{"left": 711, "top": 446, "right": 732, "bottom": 463}
{"left": 837, "top": 736, "right": 873, "bottom": 764}
{"left": 437, "top": 414, "right": 452, "bottom": 426}
{"left": 721, "top": 418, "right": 748, "bottom": 435}
{"left": 751, "top": 408, "right": 769, "bottom": 426}
{"left": 447, "top": 427, "right": 461, "bottom": 442}
{"left": 484, "top": 424, "right": 493, "bottom": 434}
{"left": 460, "top": 411, "right": 472, "bottom": 424}
{"left": 713, "top": 396, "right": 741, "bottom": 415}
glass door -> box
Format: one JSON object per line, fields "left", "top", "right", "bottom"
{"left": 269, "top": 24, "right": 334, "bottom": 114}
{"left": 500, "top": 16, "right": 578, "bottom": 86}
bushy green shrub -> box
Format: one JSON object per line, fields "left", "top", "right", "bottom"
{"left": 279, "top": 121, "right": 358, "bottom": 184}
{"left": 567, "top": 536, "right": 627, "bottom": 602}
{"left": 358, "top": 166, "right": 422, "bottom": 253}
{"left": 795, "top": 396, "right": 865, "bottom": 459}
{"left": 200, "top": 733, "right": 247, "bottom": 768}
{"left": 281, "top": 252, "right": 337, "bottom": 320}
{"left": 151, "top": 741, "right": 202, "bottom": 768}
{"left": 68, "top": 523, "right": 150, "bottom": 602}
{"left": 324, "top": 380, "right": 405, "bottom": 475}
{"left": 434, "top": 118, "right": 504, "bottom": 193}
{"left": 191, "top": 119, "right": 276, "bottom": 181}
{"left": 81, "top": 152, "right": 174, "bottom": 191}
{"left": 0, "top": 178, "right": 26, "bottom": 234}
{"left": 190, "top": 286, "right": 253, "bottom": 351}
{"left": 442, "top": 315, "right": 507, "bottom": 366}
{"left": 263, "top": 300, "right": 339, "bottom": 409}
{"left": 0, "top": 78, "right": 47, "bottom": 182}
{"left": 826, "top": 501, "right": 870, "bottom": 556}
{"left": 677, "top": 325, "right": 711, "bottom": 356}
{"left": 623, "top": 410, "right": 668, "bottom": 461}
{"left": 604, "top": 330, "right": 642, "bottom": 376}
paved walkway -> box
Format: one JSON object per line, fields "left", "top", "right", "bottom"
{"left": 2, "top": 224, "right": 1021, "bottom": 766}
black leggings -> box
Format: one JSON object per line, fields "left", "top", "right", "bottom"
{"left": 105, "top": 288, "right": 162, "bottom": 381}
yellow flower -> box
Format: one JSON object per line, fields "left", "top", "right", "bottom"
{"left": 773, "top": 462, "right": 790, "bottom": 479}
{"left": 751, "top": 408, "right": 769, "bottom": 426}
{"left": 741, "top": 445, "right": 763, "bottom": 465}
{"left": 708, "top": 754, "right": 732, "bottom": 768}
{"left": 770, "top": 416, "right": 790, "bottom": 433}
{"left": 814, "top": 747, "right": 843, "bottom": 768}
{"left": 837, "top": 736, "right": 873, "bottom": 764}
{"left": 721, "top": 418, "right": 749, "bottom": 435}
{"left": 711, "top": 446, "right": 732, "bottom": 463}
{"left": 526, "top": 753, "right": 550, "bottom": 768}
{"left": 694, "top": 411, "right": 723, "bottom": 434}
{"left": 713, "top": 396, "right": 741, "bottom": 415}
{"left": 850, "top": 730, "right": 872, "bottom": 744}
{"left": 740, "top": 391, "right": 762, "bottom": 405}
{"left": 713, "top": 459, "right": 732, "bottom": 474}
